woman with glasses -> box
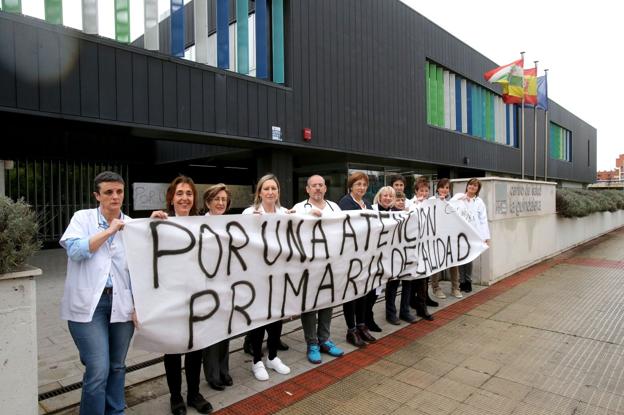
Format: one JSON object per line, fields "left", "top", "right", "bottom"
{"left": 338, "top": 171, "right": 378, "bottom": 347}
{"left": 201, "top": 184, "right": 234, "bottom": 391}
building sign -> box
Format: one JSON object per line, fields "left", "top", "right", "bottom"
{"left": 271, "top": 126, "right": 282, "bottom": 141}
{"left": 493, "top": 182, "right": 552, "bottom": 219}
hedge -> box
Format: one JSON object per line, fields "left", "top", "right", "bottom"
{"left": 556, "top": 188, "right": 624, "bottom": 218}
{"left": 0, "top": 196, "right": 40, "bottom": 273}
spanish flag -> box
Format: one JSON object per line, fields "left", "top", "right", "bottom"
{"left": 523, "top": 68, "right": 538, "bottom": 106}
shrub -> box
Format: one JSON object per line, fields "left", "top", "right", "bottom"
{"left": 556, "top": 188, "right": 624, "bottom": 218}
{"left": 0, "top": 196, "right": 40, "bottom": 273}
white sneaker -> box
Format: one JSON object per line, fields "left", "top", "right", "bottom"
{"left": 266, "top": 356, "right": 291, "bottom": 375}
{"left": 252, "top": 361, "right": 269, "bottom": 381}
{"left": 433, "top": 288, "right": 447, "bottom": 299}
{"left": 451, "top": 289, "right": 463, "bottom": 298}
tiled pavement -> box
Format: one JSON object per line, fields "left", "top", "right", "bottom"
{"left": 37, "top": 227, "right": 624, "bottom": 414}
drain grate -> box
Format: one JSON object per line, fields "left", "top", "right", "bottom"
{"left": 38, "top": 356, "right": 164, "bottom": 401}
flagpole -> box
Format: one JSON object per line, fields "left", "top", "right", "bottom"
{"left": 544, "top": 69, "right": 549, "bottom": 181}
{"left": 533, "top": 61, "right": 538, "bottom": 180}
{"left": 520, "top": 52, "right": 525, "bottom": 180}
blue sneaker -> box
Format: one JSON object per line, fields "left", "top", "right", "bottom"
{"left": 320, "top": 340, "right": 344, "bottom": 357}
{"left": 307, "top": 344, "right": 322, "bottom": 364}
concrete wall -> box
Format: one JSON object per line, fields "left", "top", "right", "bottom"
{"left": 0, "top": 266, "right": 41, "bottom": 415}
{"left": 452, "top": 177, "right": 624, "bottom": 285}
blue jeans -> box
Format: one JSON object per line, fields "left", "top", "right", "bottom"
{"left": 68, "top": 293, "right": 134, "bottom": 415}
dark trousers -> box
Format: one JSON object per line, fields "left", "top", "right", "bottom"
{"left": 364, "top": 290, "right": 378, "bottom": 325}
{"left": 202, "top": 339, "right": 230, "bottom": 383}
{"left": 164, "top": 350, "right": 203, "bottom": 401}
{"left": 343, "top": 295, "right": 368, "bottom": 329}
{"left": 250, "top": 320, "right": 283, "bottom": 363}
{"left": 459, "top": 261, "right": 473, "bottom": 283}
{"left": 385, "top": 279, "right": 412, "bottom": 318}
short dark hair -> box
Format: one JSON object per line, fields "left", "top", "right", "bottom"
{"left": 389, "top": 174, "right": 406, "bottom": 186}
{"left": 94, "top": 171, "right": 125, "bottom": 193}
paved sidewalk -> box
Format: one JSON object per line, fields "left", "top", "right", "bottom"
{"left": 38, "top": 227, "right": 624, "bottom": 414}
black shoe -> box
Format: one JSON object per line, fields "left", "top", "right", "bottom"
{"left": 170, "top": 396, "right": 186, "bottom": 415}
{"left": 277, "top": 340, "right": 289, "bottom": 351}
{"left": 366, "top": 320, "right": 383, "bottom": 332}
{"left": 459, "top": 282, "right": 466, "bottom": 292}
{"left": 416, "top": 308, "right": 434, "bottom": 321}
{"left": 357, "top": 325, "right": 376, "bottom": 342}
{"left": 400, "top": 313, "right": 417, "bottom": 324}
{"left": 243, "top": 335, "right": 253, "bottom": 356}
{"left": 346, "top": 329, "right": 366, "bottom": 347}
{"left": 187, "top": 393, "right": 213, "bottom": 414}
{"left": 426, "top": 295, "right": 439, "bottom": 307}
{"left": 221, "top": 374, "right": 233, "bottom": 386}
{"left": 464, "top": 281, "right": 473, "bottom": 293}
{"left": 386, "top": 316, "right": 401, "bottom": 325}
{"left": 208, "top": 380, "right": 225, "bottom": 391}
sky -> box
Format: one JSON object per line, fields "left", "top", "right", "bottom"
{"left": 9, "top": 0, "right": 621, "bottom": 171}
{"left": 400, "top": 0, "right": 622, "bottom": 172}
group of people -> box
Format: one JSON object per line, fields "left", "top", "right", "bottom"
{"left": 60, "top": 170, "right": 490, "bottom": 415}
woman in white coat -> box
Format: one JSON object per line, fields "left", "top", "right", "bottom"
{"left": 451, "top": 178, "right": 491, "bottom": 292}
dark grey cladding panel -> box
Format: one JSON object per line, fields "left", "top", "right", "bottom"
{"left": 79, "top": 39, "right": 99, "bottom": 117}
{"left": 38, "top": 29, "right": 61, "bottom": 113}
{"left": 132, "top": 54, "right": 149, "bottom": 124}
{"left": 14, "top": 22, "right": 39, "bottom": 110}
{"left": 98, "top": 45, "right": 116, "bottom": 120}
{"left": 116, "top": 49, "right": 133, "bottom": 122}
{"left": 0, "top": 18, "right": 16, "bottom": 107}
{"left": 147, "top": 57, "right": 164, "bottom": 126}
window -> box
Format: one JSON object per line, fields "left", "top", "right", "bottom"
{"left": 426, "top": 61, "right": 519, "bottom": 148}
{"left": 549, "top": 123, "right": 572, "bottom": 162}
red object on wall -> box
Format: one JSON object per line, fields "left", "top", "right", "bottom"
{"left": 303, "top": 128, "right": 312, "bottom": 141}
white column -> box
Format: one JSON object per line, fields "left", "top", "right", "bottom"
{"left": 81, "top": 0, "right": 99, "bottom": 34}
{"left": 144, "top": 0, "right": 159, "bottom": 51}
{"left": 194, "top": 0, "right": 209, "bottom": 64}
{"left": 0, "top": 266, "right": 42, "bottom": 415}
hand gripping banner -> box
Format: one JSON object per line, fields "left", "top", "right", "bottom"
{"left": 122, "top": 199, "right": 487, "bottom": 353}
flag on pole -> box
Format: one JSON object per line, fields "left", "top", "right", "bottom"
{"left": 536, "top": 75, "right": 548, "bottom": 110}
{"left": 484, "top": 59, "right": 524, "bottom": 104}
{"left": 484, "top": 59, "right": 524, "bottom": 84}
{"left": 523, "top": 67, "right": 537, "bottom": 105}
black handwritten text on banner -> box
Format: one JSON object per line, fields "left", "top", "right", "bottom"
{"left": 122, "top": 200, "right": 487, "bottom": 353}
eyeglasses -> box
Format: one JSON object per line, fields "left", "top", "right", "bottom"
{"left": 211, "top": 197, "right": 228, "bottom": 203}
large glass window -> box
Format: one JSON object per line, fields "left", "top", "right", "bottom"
{"left": 426, "top": 60, "right": 519, "bottom": 148}
{"left": 550, "top": 123, "right": 572, "bottom": 162}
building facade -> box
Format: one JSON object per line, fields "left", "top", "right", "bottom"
{"left": 0, "top": 0, "right": 597, "bottom": 244}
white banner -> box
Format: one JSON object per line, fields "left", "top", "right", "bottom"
{"left": 123, "top": 200, "right": 487, "bottom": 353}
